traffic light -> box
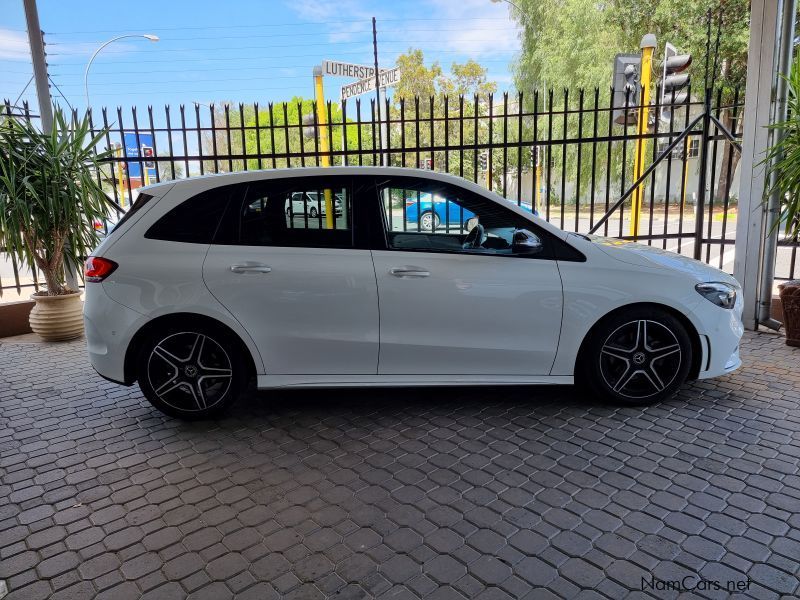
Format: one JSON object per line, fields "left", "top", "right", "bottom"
{"left": 141, "top": 145, "right": 155, "bottom": 169}
{"left": 478, "top": 151, "right": 488, "bottom": 171}
{"left": 612, "top": 53, "right": 641, "bottom": 125}
{"left": 659, "top": 42, "right": 692, "bottom": 122}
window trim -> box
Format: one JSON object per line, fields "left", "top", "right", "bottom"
{"left": 370, "top": 176, "right": 583, "bottom": 261}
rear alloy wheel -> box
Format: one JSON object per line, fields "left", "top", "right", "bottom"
{"left": 137, "top": 328, "right": 246, "bottom": 419}
{"left": 309, "top": 206, "right": 319, "bottom": 219}
{"left": 579, "top": 308, "right": 692, "bottom": 405}
{"left": 419, "top": 211, "right": 440, "bottom": 231}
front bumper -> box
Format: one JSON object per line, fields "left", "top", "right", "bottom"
{"left": 695, "top": 292, "right": 744, "bottom": 380}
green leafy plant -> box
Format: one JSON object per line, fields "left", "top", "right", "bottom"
{"left": 0, "top": 109, "right": 111, "bottom": 296}
{"left": 763, "top": 57, "right": 800, "bottom": 239}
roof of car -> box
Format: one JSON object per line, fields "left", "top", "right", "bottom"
{"left": 141, "top": 166, "right": 490, "bottom": 194}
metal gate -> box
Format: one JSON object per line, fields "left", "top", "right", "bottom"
{"left": 3, "top": 88, "right": 798, "bottom": 299}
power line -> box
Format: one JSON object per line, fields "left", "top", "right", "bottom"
{"left": 46, "top": 27, "right": 521, "bottom": 46}
{"left": 84, "top": 85, "right": 305, "bottom": 97}
{"left": 56, "top": 74, "right": 314, "bottom": 86}
{"left": 48, "top": 38, "right": 519, "bottom": 56}
{"left": 47, "top": 75, "right": 73, "bottom": 112}
{"left": 46, "top": 17, "right": 515, "bottom": 35}
{"left": 48, "top": 48, "right": 518, "bottom": 66}
{"left": 49, "top": 57, "right": 515, "bottom": 76}
{"left": 57, "top": 65, "right": 516, "bottom": 87}
{"left": 11, "top": 76, "right": 34, "bottom": 108}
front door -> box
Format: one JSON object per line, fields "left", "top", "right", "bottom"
{"left": 203, "top": 176, "right": 379, "bottom": 375}
{"left": 371, "top": 177, "right": 564, "bottom": 375}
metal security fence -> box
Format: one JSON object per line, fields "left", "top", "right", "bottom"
{"left": 2, "top": 88, "right": 798, "bottom": 298}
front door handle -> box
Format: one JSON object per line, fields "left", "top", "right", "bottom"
{"left": 230, "top": 263, "right": 272, "bottom": 274}
{"left": 390, "top": 267, "right": 430, "bottom": 278}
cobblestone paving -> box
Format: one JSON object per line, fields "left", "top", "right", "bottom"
{"left": 0, "top": 331, "right": 799, "bottom": 599}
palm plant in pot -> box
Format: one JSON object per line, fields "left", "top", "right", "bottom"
{"left": 763, "top": 56, "right": 800, "bottom": 346}
{"left": 0, "top": 109, "right": 111, "bottom": 341}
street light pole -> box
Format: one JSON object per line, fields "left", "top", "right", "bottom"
{"left": 84, "top": 34, "right": 159, "bottom": 108}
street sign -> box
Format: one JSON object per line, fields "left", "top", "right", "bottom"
{"left": 323, "top": 60, "right": 386, "bottom": 80}
{"left": 340, "top": 67, "right": 401, "bottom": 100}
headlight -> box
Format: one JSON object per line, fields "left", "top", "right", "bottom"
{"left": 695, "top": 282, "right": 737, "bottom": 309}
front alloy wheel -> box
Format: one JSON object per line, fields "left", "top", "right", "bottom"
{"left": 419, "top": 211, "right": 440, "bottom": 231}
{"left": 137, "top": 328, "right": 245, "bottom": 419}
{"left": 580, "top": 308, "right": 692, "bottom": 405}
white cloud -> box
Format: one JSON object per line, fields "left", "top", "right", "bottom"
{"left": 420, "top": 0, "right": 521, "bottom": 57}
{"left": 290, "top": 0, "right": 343, "bottom": 22}
{"left": 284, "top": 0, "right": 390, "bottom": 45}
{"left": 0, "top": 29, "right": 31, "bottom": 62}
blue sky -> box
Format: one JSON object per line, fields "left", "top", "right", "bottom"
{"left": 1, "top": 0, "right": 521, "bottom": 114}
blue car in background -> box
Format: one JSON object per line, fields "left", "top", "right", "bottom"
{"left": 404, "top": 193, "right": 537, "bottom": 231}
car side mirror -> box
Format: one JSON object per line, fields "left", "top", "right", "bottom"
{"left": 512, "top": 229, "right": 543, "bottom": 255}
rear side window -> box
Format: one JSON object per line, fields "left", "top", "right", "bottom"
{"left": 113, "top": 192, "right": 153, "bottom": 232}
{"left": 215, "top": 177, "right": 353, "bottom": 249}
{"left": 145, "top": 188, "right": 232, "bottom": 244}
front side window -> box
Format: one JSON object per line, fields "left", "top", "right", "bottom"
{"left": 378, "top": 179, "right": 546, "bottom": 257}
{"left": 236, "top": 178, "right": 352, "bottom": 248}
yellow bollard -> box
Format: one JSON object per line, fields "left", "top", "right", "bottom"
{"left": 313, "top": 66, "right": 335, "bottom": 230}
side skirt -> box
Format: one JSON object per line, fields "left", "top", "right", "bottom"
{"left": 256, "top": 374, "right": 574, "bottom": 390}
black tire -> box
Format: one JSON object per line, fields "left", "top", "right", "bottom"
{"left": 577, "top": 307, "right": 692, "bottom": 406}
{"left": 309, "top": 206, "right": 319, "bottom": 219}
{"left": 136, "top": 325, "right": 247, "bottom": 419}
{"left": 419, "top": 210, "right": 440, "bottom": 231}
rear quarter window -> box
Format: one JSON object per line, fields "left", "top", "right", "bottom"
{"left": 113, "top": 192, "right": 153, "bottom": 232}
{"left": 145, "top": 188, "right": 232, "bottom": 244}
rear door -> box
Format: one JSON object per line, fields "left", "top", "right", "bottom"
{"left": 203, "top": 176, "right": 379, "bottom": 375}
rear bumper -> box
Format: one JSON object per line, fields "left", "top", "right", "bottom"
{"left": 83, "top": 283, "right": 145, "bottom": 384}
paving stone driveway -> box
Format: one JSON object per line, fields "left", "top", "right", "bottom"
{"left": 0, "top": 331, "right": 799, "bottom": 600}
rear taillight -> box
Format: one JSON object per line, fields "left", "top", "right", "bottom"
{"left": 85, "top": 256, "right": 118, "bottom": 282}
{"left": 405, "top": 199, "right": 416, "bottom": 206}
{"left": 93, "top": 219, "right": 103, "bottom": 230}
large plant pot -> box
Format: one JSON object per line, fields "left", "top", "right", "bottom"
{"left": 779, "top": 280, "right": 800, "bottom": 347}
{"left": 29, "top": 291, "right": 84, "bottom": 341}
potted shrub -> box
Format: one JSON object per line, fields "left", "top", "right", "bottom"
{"left": 0, "top": 109, "right": 110, "bottom": 341}
{"left": 763, "top": 56, "right": 800, "bottom": 346}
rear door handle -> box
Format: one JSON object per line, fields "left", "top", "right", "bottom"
{"left": 230, "top": 263, "right": 272, "bottom": 274}
{"left": 390, "top": 267, "right": 430, "bottom": 278}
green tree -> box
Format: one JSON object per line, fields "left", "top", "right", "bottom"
{"left": 200, "top": 98, "right": 375, "bottom": 172}
{"left": 394, "top": 49, "right": 497, "bottom": 105}
{"left": 388, "top": 50, "right": 502, "bottom": 186}
{"left": 510, "top": 0, "right": 751, "bottom": 204}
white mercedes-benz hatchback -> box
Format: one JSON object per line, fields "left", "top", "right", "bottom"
{"left": 84, "top": 167, "right": 743, "bottom": 419}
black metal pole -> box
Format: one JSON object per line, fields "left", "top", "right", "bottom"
{"left": 694, "top": 90, "right": 712, "bottom": 260}
{"left": 372, "top": 17, "right": 383, "bottom": 162}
